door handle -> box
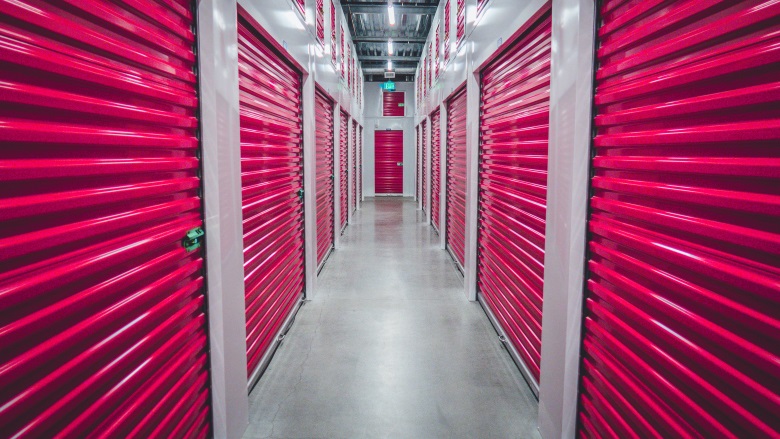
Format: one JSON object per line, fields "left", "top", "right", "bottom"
{"left": 397, "top": 162, "right": 403, "bottom": 166}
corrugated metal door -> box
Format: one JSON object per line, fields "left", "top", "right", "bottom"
{"left": 422, "top": 120, "right": 428, "bottom": 215}
{"left": 447, "top": 86, "right": 467, "bottom": 268}
{"left": 578, "top": 2, "right": 780, "bottom": 437}
{"left": 0, "top": 1, "right": 211, "bottom": 436}
{"left": 351, "top": 120, "right": 357, "bottom": 213}
{"left": 383, "top": 91, "right": 405, "bottom": 117}
{"left": 477, "top": 6, "right": 551, "bottom": 386}
{"left": 416, "top": 125, "right": 421, "bottom": 200}
{"left": 358, "top": 125, "right": 363, "bottom": 207}
{"left": 431, "top": 109, "right": 441, "bottom": 232}
{"left": 374, "top": 130, "right": 404, "bottom": 194}
{"left": 315, "top": 88, "right": 334, "bottom": 268}
{"left": 238, "top": 9, "right": 305, "bottom": 382}
{"left": 339, "top": 110, "right": 348, "bottom": 231}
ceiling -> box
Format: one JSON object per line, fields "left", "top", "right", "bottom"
{"left": 341, "top": 1, "right": 439, "bottom": 79}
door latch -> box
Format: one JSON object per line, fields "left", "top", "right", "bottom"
{"left": 182, "top": 227, "right": 205, "bottom": 252}
{"left": 297, "top": 188, "right": 304, "bottom": 201}
{"left": 397, "top": 162, "right": 403, "bottom": 166}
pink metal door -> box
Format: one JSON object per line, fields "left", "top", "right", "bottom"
{"left": 238, "top": 7, "right": 305, "bottom": 382}
{"left": 422, "top": 120, "right": 428, "bottom": 214}
{"left": 315, "top": 87, "right": 335, "bottom": 268}
{"left": 358, "top": 125, "right": 363, "bottom": 208}
{"left": 477, "top": 5, "right": 551, "bottom": 386}
{"left": 0, "top": 1, "right": 210, "bottom": 435}
{"left": 446, "top": 86, "right": 467, "bottom": 268}
{"left": 578, "top": 1, "right": 780, "bottom": 437}
{"left": 431, "top": 109, "right": 441, "bottom": 232}
{"left": 383, "top": 91, "right": 405, "bottom": 117}
{"left": 352, "top": 120, "right": 357, "bottom": 213}
{"left": 339, "top": 110, "right": 348, "bottom": 231}
{"left": 374, "top": 130, "right": 404, "bottom": 194}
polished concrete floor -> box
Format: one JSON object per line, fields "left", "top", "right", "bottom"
{"left": 245, "top": 198, "right": 539, "bottom": 439}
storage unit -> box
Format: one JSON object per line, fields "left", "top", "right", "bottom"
{"left": 0, "top": 1, "right": 211, "bottom": 436}
{"left": 374, "top": 130, "right": 404, "bottom": 194}
{"left": 416, "top": 125, "right": 421, "bottom": 200}
{"left": 315, "top": 87, "right": 335, "bottom": 268}
{"left": 578, "top": 2, "right": 780, "bottom": 437}
{"left": 430, "top": 109, "right": 441, "bottom": 232}
{"left": 446, "top": 86, "right": 467, "bottom": 268}
{"left": 383, "top": 91, "right": 405, "bottom": 117}
{"left": 422, "top": 120, "right": 428, "bottom": 215}
{"left": 352, "top": 120, "right": 357, "bottom": 214}
{"left": 358, "top": 125, "right": 363, "bottom": 207}
{"left": 339, "top": 109, "right": 349, "bottom": 231}
{"left": 477, "top": 6, "right": 551, "bottom": 388}
{"left": 238, "top": 9, "right": 305, "bottom": 384}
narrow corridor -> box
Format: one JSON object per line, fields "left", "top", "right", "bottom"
{"left": 244, "top": 199, "right": 539, "bottom": 438}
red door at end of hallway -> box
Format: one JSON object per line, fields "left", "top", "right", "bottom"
{"left": 339, "top": 110, "right": 349, "bottom": 231}
{"left": 477, "top": 5, "right": 551, "bottom": 387}
{"left": 431, "top": 109, "right": 442, "bottom": 232}
{"left": 238, "top": 7, "right": 305, "bottom": 382}
{"left": 447, "top": 86, "right": 467, "bottom": 268}
{"left": 315, "top": 88, "right": 335, "bottom": 267}
{"left": 374, "top": 130, "right": 404, "bottom": 194}
{"left": 0, "top": 0, "right": 211, "bottom": 436}
{"left": 579, "top": 1, "right": 780, "bottom": 437}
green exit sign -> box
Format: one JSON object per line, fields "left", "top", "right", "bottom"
{"left": 380, "top": 81, "right": 396, "bottom": 91}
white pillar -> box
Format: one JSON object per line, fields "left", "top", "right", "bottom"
{"left": 463, "top": 68, "right": 481, "bottom": 301}
{"left": 538, "top": 0, "right": 596, "bottom": 437}
{"left": 302, "top": 66, "right": 317, "bottom": 297}
{"left": 197, "top": 0, "right": 249, "bottom": 437}
{"left": 438, "top": 103, "right": 448, "bottom": 250}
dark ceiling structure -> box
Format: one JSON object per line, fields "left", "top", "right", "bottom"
{"left": 341, "top": 1, "right": 439, "bottom": 81}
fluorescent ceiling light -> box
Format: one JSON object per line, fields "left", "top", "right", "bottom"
{"left": 388, "top": 2, "right": 395, "bottom": 25}
{"left": 388, "top": 59, "right": 393, "bottom": 70}
{"left": 388, "top": 39, "right": 394, "bottom": 55}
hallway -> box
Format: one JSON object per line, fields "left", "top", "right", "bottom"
{"left": 244, "top": 198, "right": 539, "bottom": 439}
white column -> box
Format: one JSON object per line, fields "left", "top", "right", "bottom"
{"left": 538, "top": 0, "right": 596, "bottom": 437}
{"left": 302, "top": 67, "right": 317, "bottom": 297}
{"left": 425, "top": 116, "right": 432, "bottom": 225}
{"left": 197, "top": 0, "right": 249, "bottom": 437}
{"left": 438, "top": 103, "right": 448, "bottom": 250}
{"left": 463, "top": 68, "right": 480, "bottom": 301}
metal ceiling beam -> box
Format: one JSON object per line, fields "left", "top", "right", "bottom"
{"left": 352, "top": 36, "right": 427, "bottom": 43}
{"left": 358, "top": 55, "right": 419, "bottom": 61}
{"left": 341, "top": 2, "right": 438, "bottom": 15}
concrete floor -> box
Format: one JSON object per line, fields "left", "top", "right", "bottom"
{"left": 245, "top": 198, "right": 539, "bottom": 439}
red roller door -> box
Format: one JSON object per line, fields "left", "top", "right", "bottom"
{"left": 447, "top": 86, "right": 467, "bottom": 268}
{"left": 416, "top": 125, "right": 421, "bottom": 200}
{"left": 477, "top": 6, "right": 551, "bottom": 386}
{"left": 0, "top": 1, "right": 210, "bottom": 436}
{"left": 578, "top": 2, "right": 780, "bottom": 437}
{"left": 374, "top": 130, "right": 404, "bottom": 194}
{"left": 431, "top": 109, "right": 441, "bottom": 232}
{"left": 238, "top": 8, "right": 305, "bottom": 382}
{"left": 315, "top": 87, "right": 335, "bottom": 268}
{"left": 358, "top": 125, "right": 363, "bottom": 207}
{"left": 422, "top": 120, "right": 428, "bottom": 215}
{"left": 339, "top": 109, "right": 348, "bottom": 231}
{"left": 383, "top": 91, "right": 405, "bottom": 117}
{"left": 351, "top": 120, "right": 357, "bottom": 213}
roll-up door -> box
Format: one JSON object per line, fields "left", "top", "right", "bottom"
{"left": 578, "top": 2, "right": 780, "bottom": 437}
{"left": 315, "top": 87, "right": 335, "bottom": 268}
{"left": 352, "top": 120, "right": 357, "bottom": 214}
{"left": 447, "top": 86, "right": 467, "bottom": 268}
{"left": 0, "top": 1, "right": 211, "bottom": 436}
{"left": 431, "top": 109, "right": 441, "bottom": 232}
{"left": 358, "top": 125, "right": 363, "bottom": 207}
{"left": 374, "top": 130, "right": 404, "bottom": 194}
{"left": 477, "top": 5, "right": 551, "bottom": 387}
{"left": 339, "top": 110, "right": 349, "bottom": 232}
{"left": 422, "top": 120, "right": 428, "bottom": 215}
{"left": 416, "top": 125, "right": 421, "bottom": 200}
{"left": 238, "top": 8, "right": 305, "bottom": 383}
{"left": 383, "top": 91, "right": 405, "bottom": 117}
